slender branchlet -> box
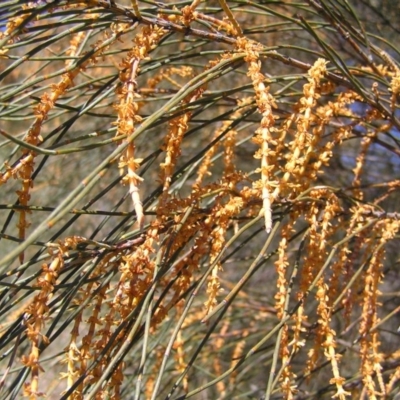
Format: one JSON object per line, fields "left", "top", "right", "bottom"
{"left": 1, "top": 2, "right": 400, "bottom": 399}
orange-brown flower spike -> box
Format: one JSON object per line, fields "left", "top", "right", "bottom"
{"left": 0, "top": 3, "right": 34, "bottom": 46}
{"left": 359, "top": 220, "right": 400, "bottom": 398}
{"left": 22, "top": 251, "right": 64, "bottom": 399}
{"left": 315, "top": 280, "right": 351, "bottom": 399}
{"left": 160, "top": 89, "right": 203, "bottom": 200}
{"left": 218, "top": 0, "right": 243, "bottom": 37}
{"left": 353, "top": 134, "right": 373, "bottom": 200}
{"left": 204, "top": 195, "right": 244, "bottom": 315}
{"left": 65, "top": 31, "right": 86, "bottom": 67}
{"left": 115, "top": 25, "right": 166, "bottom": 228}
{"left": 237, "top": 38, "right": 277, "bottom": 232}
{"left": 274, "top": 58, "right": 328, "bottom": 200}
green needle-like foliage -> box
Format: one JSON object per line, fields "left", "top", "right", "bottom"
{"left": 0, "top": 1, "right": 399, "bottom": 399}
